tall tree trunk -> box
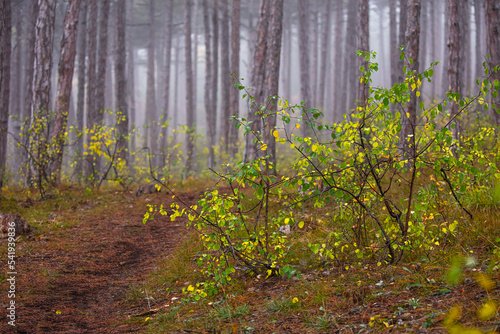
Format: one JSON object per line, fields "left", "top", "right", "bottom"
{"left": 485, "top": 0, "right": 500, "bottom": 124}
{"left": 396, "top": 0, "right": 408, "bottom": 85}
{"left": 243, "top": 0, "right": 270, "bottom": 163}
{"left": 319, "top": 0, "right": 331, "bottom": 111}
{"left": 145, "top": 0, "right": 157, "bottom": 166}
{"left": 203, "top": 0, "right": 215, "bottom": 168}
{"left": 441, "top": 2, "right": 449, "bottom": 96}
{"left": 298, "top": 0, "right": 312, "bottom": 137}
{"left": 311, "top": 7, "right": 319, "bottom": 107}
{"left": 340, "top": 0, "right": 357, "bottom": 117}
{"left": 474, "top": 0, "right": 484, "bottom": 84}
{"left": 31, "top": 0, "right": 56, "bottom": 190}
{"left": 51, "top": 0, "right": 81, "bottom": 184}
{"left": 333, "top": 0, "right": 343, "bottom": 121}
{"left": 10, "top": 1, "right": 21, "bottom": 179}
{"left": 460, "top": 1, "right": 471, "bottom": 94}
{"left": 263, "top": 0, "right": 283, "bottom": 169}
{"left": 357, "top": 0, "right": 369, "bottom": 109}
{"left": 399, "top": 0, "right": 420, "bottom": 157}
{"left": 389, "top": 0, "right": 398, "bottom": 112}
{"left": 0, "top": 0, "right": 11, "bottom": 189}
{"left": 115, "top": 0, "right": 128, "bottom": 165}
{"left": 85, "top": 0, "right": 98, "bottom": 182}
{"left": 220, "top": 0, "right": 230, "bottom": 154}
{"left": 20, "top": 1, "right": 38, "bottom": 184}
{"left": 184, "top": 0, "right": 195, "bottom": 176}
{"left": 95, "top": 0, "right": 110, "bottom": 125}
{"left": 127, "top": 0, "right": 136, "bottom": 153}
{"left": 211, "top": 0, "right": 219, "bottom": 149}
{"left": 75, "top": 0, "right": 87, "bottom": 182}
{"left": 448, "top": 0, "right": 461, "bottom": 142}
{"left": 228, "top": 0, "right": 240, "bottom": 155}
{"left": 160, "top": 0, "right": 173, "bottom": 167}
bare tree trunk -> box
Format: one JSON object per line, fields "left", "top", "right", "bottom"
{"left": 396, "top": 0, "right": 408, "bottom": 85}
{"left": 228, "top": 0, "right": 240, "bottom": 155}
{"left": 389, "top": 0, "right": 397, "bottom": 112}
{"left": 95, "top": 0, "right": 110, "bottom": 126}
{"left": 127, "top": 0, "right": 136, "bottom": 153}
{"left": 333, "top": 0, "right": 343, "bottom": 121}
{"left": 459, "top": 1, "right": 471, "bottom": 94}
{"left": 160, "top": 0, "right": 173, "bottom": 167}
{"left": 145, "top": 0, "right": 157, "bottom": 166}
{"left": 31, "top": 0, "right": 56, "bottom": 190}
{"left": 115, "top": 0, "right": 128, "bottom": 165}
{"left": 311, "top": 7, "right": 319, "bottom": 107}
{"left": 399, "top": 0, "right": 420, "bottom": 157}
{"left": 202, "top": 0, "right": 215, "bottom": 168}
{"left": 442, "top": 2, "right": 449, "bottom": 96}
{"left": 298, "top": 0, "right": 312, "bottom": 137}
{"left": 51, "top": 0, "right": 81, "bottom": 184}
{"left": 0, "top": 0, "right": 11, "bottom": 189}
{"left": 184, "top": 0, "right": 195, "bottom": 176}
{"left": 357, "top": 0, "right": 369, "bottom": 109}
{"left": 474, "top": 0, "right": 483, "bottom": 84}
{"left": 85, "top": 0, "right": 98, "bottom": 181}
{"left": 211, "top": 0, "right": 219, "bottom": 148}
{"left": 10, "top": 1, "right": 21, "bottom": 179}
{"left": 485, "top": 0, "right": 500, "bottom": 124}
{"left": 220, "top": 0, "right": 230, "bottom": 154}
{"left": 243, "top": 0, "right": 270, "bottom": 163}
{"left": 319, "top": 0, "right": 331, "bottom": 111}
{"left": 75, "top": 0, "right": 87, "bottom": 182}
{"left": 20, "top": 1, "right": 38, "bottom": 184}
{"left": 264, "top": 0, "right": 283, "bottom": 169}
{"left": 448, "top": 0, "right": 461, "bottom": 142}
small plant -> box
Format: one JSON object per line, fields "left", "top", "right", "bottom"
{"left": 408, "top": 298, "right": 420, "bottom": 309}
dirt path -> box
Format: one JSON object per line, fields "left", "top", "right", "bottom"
{"left": 1, "top": 191, "right": 188, "bottom": 333}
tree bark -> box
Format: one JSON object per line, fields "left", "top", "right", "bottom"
{"left": 145, "top": 0, "right": 157, "bottom": 165}
{"left": 160, "top": 0, "right": 173, "bottom": 167}
{"left": 298, "top": 0, "right": 312, "bottom": 137}
{"left": 51, "top": 0, "right": 81, "bottom": 184}
{"left": 319, "top": 0, "right": 331, "bottom": 111}
{"left": 95, "top": 0, "right": 110, "bottom": 126}
{"left": 332, "top": 0, "right": 343, "bottom": 121}
{"left": 228, "top": 0, "right": 240, "bottom": 155}
{"left": 357, "top": 0, "right": 369, "bottom": 109}
{"left": 115, "top": 0, "right": 128, "bottom": 165}
{"left": 127, "top": 0, "right": 136, "bottom": 152}
{"left": 85, "top": 0, "right": 98, "bottom": 181}
{"left": 184, "top": 0, "right": 195, "bottom": 176}
{"left": 31, "top": 0, "right": 56, "bottom": 189}
{"left": 474, "top": 0, "right": 483, "bottom": 84}
{"left": 447, "top": 0, "right": 461, "bottom": 142}
{"left": 485, "top": 0, "right": 500, "bottom": 124}
{"left": 202, "top": 0, "right": 215, "bottom": 168}
{"left": 0, "top": 0, "right": 11, "bottom": 189}
{"left": 211, "top": 0, "right": 219, "bottom": 148}
{"left": 396, "top": 0, "right": 408, "bottom": 85}
{"left": 220, "top": 0, "right": 230, "bottom": 154}
{"left": 399, "top": 0, "right": 420, "bottom": 157}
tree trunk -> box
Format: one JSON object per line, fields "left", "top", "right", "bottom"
{"left": 95, "top": 0, "right": 110, "bottom": 126}
{"left": 396, "top": 0, "right": 408, "bottom": 85}
{"left": 298, "top": 0, "right": 312, "bottom": 137}
{"left": 184, "top": 0, "right": 195, "bottom": 176}
{"left": 220, "top": 0, "right": 230, "bottom": 154}
{"left": 10, "top": 0, "right": 21, "bottom": 179}
{"left": 51, "top": 0, "right": 81, "bottom": 184}
{"left": 357, "top": 0, "right": 369, "bottom": 109}
{"left": 127, "top": 0, "right": 136, "bottom": 152}
{"left": 228, "top": 0, "right": 240, "bottom": 155}
{"left": 311, "top": 7, "right": 319, "bottom": 107}
{"left": 75, "top": 0, "right": 87, "bottom": 182}
{"left": 0, "top": 0, "right": 11, "bottom": 189}
{"left": 160, "top": 0, "right": 173, "bottom": 167}
{"left": 202, "top": 0, "right": 216, "bottom": 168}
{"left": 31, "top": 0, "right": 56, "bottom": 190}
{"left": 211, "top": 0, "right": 219, "bottom": 151}
{"left": 319, "top": 0, "right": 331, "bottom": 111}
{"left": 243, "top": 0, "right": 270, "bottom": 163}
{"left": 145, "top": 0, "right": 157, "bottom": 166}
{"left": 474, "top": 0, "right": 483, "bottom": 84}
{"left": 263, "top": 0, "right": 283, "bottom": 169}
{"left": 389, "top": 0, "right": 397, "bottom": 113}
{"left": 447, "top": 0, "right": 461, "bottom": 142}
{"left": 399, "top": 0, "right": 420, "bottom": 157}
{"left": 332, "top": 0, "right": 343, "bottom": 121}
{"left": 115, "top": 0, "right": 128, "bottom": 165}
{"left": 485, "top": 0, "right": 500, "bottom": 124}
{"left": 85, "top": 0, "right": 98, "bottom": 182}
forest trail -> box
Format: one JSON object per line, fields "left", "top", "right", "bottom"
{"left": 0, "top": 190, "right": 191, "bottom": 333}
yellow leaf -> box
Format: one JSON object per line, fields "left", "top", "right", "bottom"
{"left": 411, "top": 83, "right": 416, "bottom": 91}
{"left": 187, "top": 285, "right": 195, "bottom": 292}
{"left": 477, "top": 300, "right": 497, "bottom": 320}
{"left": 311, "top": 144, "right": 317, "bottom": 152}
{"left": 416, "top": 91, "right": 421, "bottom": 97}
{"left": 295, "top": 123, "right": 300, "bottom": 129}
{"left": 298, "top": 221, "right": 304, "bottom": 228}
{"left": 273, "top": 130, "right": 279, "bottom": 138}
{"left": 292, "top": 297, "right": 299, "bottom": 304}
{"left": 290, "top": 143, "right": 295, "bottom": 149}
{"left": 261, "top": 144, "right": 267, "bottom": 151}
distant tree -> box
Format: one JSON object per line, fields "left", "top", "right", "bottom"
{"left": 388, "top": 0, "right": 398, "bottom": 106}
{"left": 10, "top": 2, "right": 22, "bottom": 176}
{"left": 228, "top": 0, "right": 240, "bottom": 155}
{"left": 399, "top": 0, "right": 420, "bottom": 157}
{"left": 298, "top": 0, "right": 312, "bottom": 137}
{"left": 31, "top": 0, "right": 56, "bottom": 188}
{"left": 220, "top": 0, "right": 230, "bottom": 154}
{"left": 184, "top": 0, "right": 195, "bottom": 175}
{"left": 319, "top": 0, "right": 331, "bottom": 111}
{"left": 0, "top": 0, "right": 11, "bottom": 189}
{"left": 160, "top": 0, "right": 173, "bottom": 167}
{"left": 51, "top": 0, "right": 81, "bottom": 183}
{"left": 396, "top": 0, "right": 407, "bottom": 86}
{"left": 474, "top": 0, "right": 484, "bottom": 83}
{"left": 127, "top": 0, "right": 136, "bottom": 152}
{"left": 332, "top": 0, "right": 343, "bottom": 121}
{"left": 115, "top": 0, "right": 128, "bottom": 164}
{"left": 310, "top": 6, "right": 319, "bottom": 107}
{"left": 357, "top": 0, "right": 369, "bottom": 109}
{"left": 485, "top": 0, "right": 500, "bottom": 124}
{"left": 85, "top": 0, "right": 98, "bottom": 181}
{"left": 202, "top": 0, "right": 216, "bottom": 168}
{"left": 75, "top": 0, "right": 87, "bottom": 181}
{"left": 145, "top": 0, "right": 158, "bottom": 165}
{"left": 211, "top": 0, "right": 219, "bottom": 144}
{"left": 95, "top": 0, "right": 110, "bottom": 126}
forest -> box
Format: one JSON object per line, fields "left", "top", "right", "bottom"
{"left": 0, "top": 0, "right": 500, "bottom": 333}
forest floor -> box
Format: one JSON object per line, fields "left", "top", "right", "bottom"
{"left": 0, "top": 186, "right": 499, "bottom": 333}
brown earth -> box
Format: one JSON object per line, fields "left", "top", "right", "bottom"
{"left": 0, "top": 190, "right": 190, "bottom": 334}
